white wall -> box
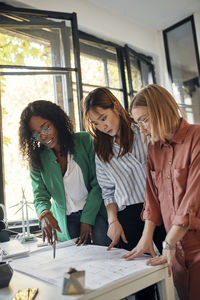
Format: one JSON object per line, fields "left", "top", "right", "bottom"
{"left": 18, "top": 0, "right": 157, "bottom": 54}
{"left": 154, "top": 31, "right": 172, "bottom": 89}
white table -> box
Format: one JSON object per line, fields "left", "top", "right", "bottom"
{"left": 0, "top": 240, "right": 175, "bottom": 300}
{"left": 0, "top": 263, "right": 174, "bottom": 300}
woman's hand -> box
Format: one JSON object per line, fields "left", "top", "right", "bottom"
{"left": 41, "top": 212, "right": 62, "bottom": 244}
{"left": 107, "top": 220, "right": 128, "bottom": 251}
{"left": 146, "top": 249, "right": 176, "bottom": 276}
{"left": 76, "top": 223, "right": 93, "bottom": 246}
{"left": 148, "top": 224, "right": 187, "bottom": 276}
{"left": 122, "top": 236, "right": 156, "bottom": 260}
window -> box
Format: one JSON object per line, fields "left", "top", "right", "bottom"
{"left": 0, "top": 4, "right": 82, "bottom": 223}
{"left": 124, "top": 45, "right": 155, "bottom": 106}
{"left": 0, "top": 4, "right": 155, "bottom": 225}
{"left": 78, "top": 31, "right": 128, "bottom": 109}
{"left": 163, "top": 16, "right": 200, "bottom": 123}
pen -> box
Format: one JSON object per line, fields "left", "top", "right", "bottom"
{"left": 53, "top": 238, "right": 56, "bottom": 259}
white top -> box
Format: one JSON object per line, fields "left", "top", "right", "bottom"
{"left": 95, "top": 125, "right": 148, "bottom": 211}
{"left": 63, "top": 155, "right": 88, "bottom": 215}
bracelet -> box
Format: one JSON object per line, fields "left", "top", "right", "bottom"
{"left": 162, "top": 240, "right": 176, "bottom": 250}
{"left": 38, "top": 210, "right": 51, "bottom": 221}
{"left": 109, "top": 219, "right": 118, "bottom": 227}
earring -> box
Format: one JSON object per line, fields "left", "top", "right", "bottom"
{"left": 32, "top": 140, "right": 40, "bottom": 150}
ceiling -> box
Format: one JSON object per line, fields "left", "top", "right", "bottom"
{"left": 2, "top": 0, "right": 200, "bottom": 31}
{"left": 88, "top": 0, "right": 200, "bottom": 30}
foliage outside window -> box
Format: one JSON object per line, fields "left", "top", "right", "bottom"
{"left": 0, "top": 7, "right": 82, "bottom": 223}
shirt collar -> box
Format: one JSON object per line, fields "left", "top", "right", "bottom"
{"left": 159, "top": 118, "right": 190, "bottom": 148}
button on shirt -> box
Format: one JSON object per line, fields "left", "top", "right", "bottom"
{"left": 95, "top": 125, "right": 148, "bottom": 211}
{"left": 143, "top": 119, "right": 200, "bottom": 232}
{"left": 63, "top": 154, "right": 88, "bottom": 215}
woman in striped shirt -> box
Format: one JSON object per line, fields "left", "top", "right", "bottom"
{"left": 83, "top": 87, "right": 165, "bottom": 300}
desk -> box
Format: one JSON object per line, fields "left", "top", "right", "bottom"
{"left": 0, "top": 263, "right": 174, "bottom": 300}
{"left": 0, "top": 240, "right": 175, "bottom": 300}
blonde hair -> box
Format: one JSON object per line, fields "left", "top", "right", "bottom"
{"left": 82, "top": 87, "right": 133, "bottom": 162}
{"left": 130, "top": 84, "right": 186, "bottom": 143}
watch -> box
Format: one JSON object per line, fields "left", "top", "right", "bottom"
{"left": 162, "top": 240, "right": 176, "bottom": 250}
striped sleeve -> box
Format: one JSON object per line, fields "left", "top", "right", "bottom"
{"left": 95, "top": 155, "right": 116, "bottom": 206}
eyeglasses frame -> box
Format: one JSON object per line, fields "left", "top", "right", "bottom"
{"left": 32, "top": 126, "right": 51, "bottom": 141}
{"left": 137, "top": 116, "right": 150, "bottom": 129}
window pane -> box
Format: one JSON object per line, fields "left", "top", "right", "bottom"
{"left": 82, "top": 85, "right": 123, "bottom": 104}
{"left": 0, "top": 8, "right": 81, "bottom": 225}
{"left": 107, "top": 59, "right": 120, "bottom": 88}
{"left": 110, "top": 89, "right": 123, "bottom": 103}
{"left": 0, "top": 13, "right": 74, "bottom": 69}
{"left": 80, "top": 54, "right": 105, "bottom": 86}
{"left": 1, "top": 73, "right": 78, "bottom": 222}
{"left": 79, "top": 39, "right": 120, "bottom": 89}
{"left": 1, "top": 74, "right": 53, "bottom": 221}
{"left": 141, "top": 61, "right": 153, "bottom": 86}
{"left": 165, "top": 20, "right": 200, "bottom": 123}
{"left": 130, "top": 55, "right": 142, "bottom": 91}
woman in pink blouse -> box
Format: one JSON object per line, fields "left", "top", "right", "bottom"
{"left": 125, "top": 84, "right": 200, "bottom": 300}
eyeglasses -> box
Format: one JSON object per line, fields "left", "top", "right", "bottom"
{"left": 137, "top": 116, "right": 149, "bottom": 128}
{"left": 32, "top": 126, "right": 51, "bottom": 141}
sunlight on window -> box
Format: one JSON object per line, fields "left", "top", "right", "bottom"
{"left": 0, "top": 32, "right": 54, "bottom": 222}
{"left": 0, "top": 33, "right": 51, "bottom": 67}
{"left": 80, "top": 54, "right": 105, "bottom": 86}
{"left": 131, "top": 64, "right": 142, "bottom": 91}
{"left": 1, "top": 74, "right": 55, "bottom": 221}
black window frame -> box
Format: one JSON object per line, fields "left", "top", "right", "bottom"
{"left": 163, "top": 15, "right": 200, "bottom": 88}
{"left": 124, "top": 44, "right": 156, "bottom": 99}
{"left": 0, "top": 3, "right": 83, "bottom": 224}
{"left": 79, "top": 30, "right": 129, "bottom": 110}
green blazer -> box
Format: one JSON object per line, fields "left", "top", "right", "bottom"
{"left": 30, "top": 132, "right": 107, "bottom": 241}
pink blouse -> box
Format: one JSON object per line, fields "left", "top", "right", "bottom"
{"left": 143, "top": 119, "right": 200, "bottom": 233}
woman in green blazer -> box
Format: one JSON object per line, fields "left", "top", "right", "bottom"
{"left": 19, "top": 100, "right": 109, "bottom": 245}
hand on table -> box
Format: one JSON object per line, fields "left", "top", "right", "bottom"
{"left": 76, "top": 223, "right": 93, "bottom": 246}
{"left": 146, "top": 249, "right": 176, "bottom": 276}
{"left": 41, "top": 212, "right": 62, "bottom": 244}
{"left": 122, "top": 236, "right": 156, "bottom": 260}
{"left": 107, "top": 220, "right": 128, "bottom": 251}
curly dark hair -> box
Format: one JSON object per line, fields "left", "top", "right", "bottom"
{"left": 19, "top": 100, "right": 74, "bottom": 170}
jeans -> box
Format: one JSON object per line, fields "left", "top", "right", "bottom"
{"left": 67, "top": 211, "right": 111, "bottom": 247}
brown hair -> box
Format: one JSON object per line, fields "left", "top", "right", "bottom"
{"left": 82, "top": 87, "right": 133, "bottom": 162}
{"left": 130, "top": 84, "right": 186, "bottom": 143}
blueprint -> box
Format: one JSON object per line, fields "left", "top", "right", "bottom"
{"left": 10, "top": 244, "right": 152, "bottom": 290}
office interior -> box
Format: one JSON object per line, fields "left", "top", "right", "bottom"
{"left": 0, "top": 0, "right": 200, "bottom": 237}
{"left": 0, "top": 0, "right": 200, "bottom": 241}
{"left": 0, "top": 1, "right": 200, "bottom": 295}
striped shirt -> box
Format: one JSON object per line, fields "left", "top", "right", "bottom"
{"left": 95, "top": 125, "right": 148, "bottom": 211}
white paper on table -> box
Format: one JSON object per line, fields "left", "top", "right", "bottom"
{"left": 10, "top": 244, "right": 153, "bottom": 290}
{"left": 33, "top": 238, "right": 77, "bottom": 253}
{"left": 0, "top": 239, "right": 30, "bottom": 261}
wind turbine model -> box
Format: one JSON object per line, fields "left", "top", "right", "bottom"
{"left": 10, "top": 187, "right": 37, "bottom": 243}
